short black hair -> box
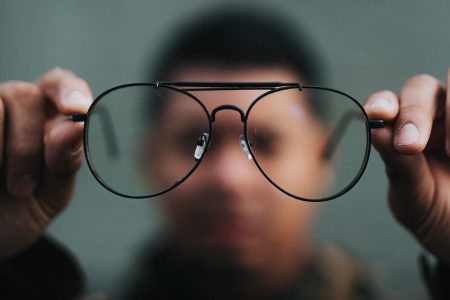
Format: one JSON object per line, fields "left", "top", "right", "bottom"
{"left": 150, "top": 6, "right": 325, "bottom": 84}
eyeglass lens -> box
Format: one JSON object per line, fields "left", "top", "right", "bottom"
{"left": 246, "top": 87, "right": 368, "bottom": 200}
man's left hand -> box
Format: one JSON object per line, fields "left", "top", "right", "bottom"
{"left": 365, "top": 69, "right": 450, "bottom": 264}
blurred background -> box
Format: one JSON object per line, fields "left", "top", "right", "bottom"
{"left": 1, "top": 0, "right": 449, "bottom": 298}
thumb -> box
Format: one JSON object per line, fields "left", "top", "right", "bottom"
{"left": 371, "top": 118, "right": 436, "bottom": 233}
{"left": 36, "top": 120, "right": 84, "bottom": 217}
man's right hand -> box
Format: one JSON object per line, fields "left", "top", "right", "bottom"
{"left": 0, "top": 68, "right": 92, "bottom": 259}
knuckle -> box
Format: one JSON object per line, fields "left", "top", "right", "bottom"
{"left": 67, "top": 153, "right": 84, "bottom": 174}
{"left": 6, "top": 156, "right": 41, "bottom": 177}
{"left": 400, "top": 103, "right": 424, "bottom": 115}
{"left": 6, "top": 81, "right": 43, "bottom": 106}
{"left": 368, "top": 90, "right": 397, "bottom": 103}
{"left": 49, "top": 66, "right": 64, "bottom": 74}
{"left": 7, "top": 124, "right": 44, "bottom": 154}
{"left": 6, "top": 152, "right": 42, "bottom": 174}
{"left": 38, "top": 67, "right": 77, "bottom": 90}
{"left": 398, "top": 104, "right": 428, "bottom": 125}
{"left": 409, "top": 199, "right": 448, "bottom": 246}
{"left": 8, "top": 140, "right": 43, "bottom": 158}
{"left": 74, "top": 77, "right": 90, "bottom": 91}
{"left": 62, "top": 76, "right": 88, "bottom": 91}
{"left": 57, "top": 75, "right": 91, "bottom": 100}
{"left": 404, "top": 73, "right": 439, "bottom": 88}
{"left": 47, "top": 66, "right": 75, "bottom": 78}
{"left": 379, "top": 90, "right": 397, "bottom": 100}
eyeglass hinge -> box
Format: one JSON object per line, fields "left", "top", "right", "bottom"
{"left": 369, "top": 119, "right": 384, "bottom": 128}
{"left": 72, "top": 114, "right": 87, "bottom": 122}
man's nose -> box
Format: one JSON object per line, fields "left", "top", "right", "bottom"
{"left": 203, "top": 135, "right": 259, "bottom": 190}
{"left": 200, "top": 110, "right": 260, "bottom": 189}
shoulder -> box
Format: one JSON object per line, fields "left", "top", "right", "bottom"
{"left": 0, "top": 236, "right": 84, "bottom": 299}
{"left": 304, "top": 244, "right": 387, "bottom": 300}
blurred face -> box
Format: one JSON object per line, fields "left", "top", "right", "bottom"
{"left": 145, "top": 67, "right": 330, "bottom": 273}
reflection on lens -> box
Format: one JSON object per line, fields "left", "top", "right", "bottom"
{"left": 86, "top": 85, "right": 210, "bottom": 198}
{"left": 246, "top": 87, "right": 369, "bottom": 201}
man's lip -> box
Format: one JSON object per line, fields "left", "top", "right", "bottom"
{"left": 200, "top": 218, "right": 258, "bottom": 247}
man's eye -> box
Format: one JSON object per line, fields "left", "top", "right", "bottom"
{"left": 248, "top": 129, "right": 280, "bottom": 156}
{"left": 171, "top": 129, "right": 206, "bottom": 155}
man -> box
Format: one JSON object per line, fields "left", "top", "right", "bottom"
{"left": 0, "top": 9, "right": 449, "bottom": 300}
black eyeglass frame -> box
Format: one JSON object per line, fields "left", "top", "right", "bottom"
{"left": 73, "top": 81, "right": 384, "bottom": 202}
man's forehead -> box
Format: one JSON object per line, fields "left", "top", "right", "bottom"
{"left": 169, "top": 65, "right": 303, "bottom": 82}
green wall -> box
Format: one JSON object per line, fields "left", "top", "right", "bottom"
{"left": 1, "top": 0, "right": 448, "bottom": 297}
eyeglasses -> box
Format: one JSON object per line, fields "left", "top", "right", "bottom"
{"left": 72, "top": 82, "right": 384, "bottom": 202}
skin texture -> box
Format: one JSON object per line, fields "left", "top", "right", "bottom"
{"left": 147, "top": 67, "right": 325, "bottom": 294}
{"left": 0, "top": 66, "right": 448, "bottom": 292}
{"left": 0, "top": 68, "right": 92, "bottom": 258}
{"left": 365, "top": 71, "right": 450, "bottom": 264}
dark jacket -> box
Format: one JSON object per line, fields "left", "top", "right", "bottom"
{"left": 0, "top": 236, "right": 448, "bottom": 300}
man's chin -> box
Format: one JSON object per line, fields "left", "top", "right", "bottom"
{"left": 196, "top": 236, "right": 264, "bottom": 271}
{"left": 176, "top": 219, "right": 266, "bottom": 269}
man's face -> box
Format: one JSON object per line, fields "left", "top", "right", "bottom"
{"left": 146, "top": 67, "right": 329, "bottom": 272}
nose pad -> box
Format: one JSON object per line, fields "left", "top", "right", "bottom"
{"left": 239, "top": 134, "right": 253, "bottom": 160}
{"left": 194, "top": 132, "right": 209, "bottom": 161}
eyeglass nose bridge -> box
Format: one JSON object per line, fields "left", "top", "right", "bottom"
{"left": 209, "top": 105, "right": 252, "bottom": 161}
{"left": 210, "top": 104, "right": 245, "bottom": 122}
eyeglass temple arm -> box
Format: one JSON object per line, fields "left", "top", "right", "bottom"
{"left": 72, "top": 109, "right": 120, "bottom": 158}
{"left": 322, "top": 111, "right": 384, "bottom": 160}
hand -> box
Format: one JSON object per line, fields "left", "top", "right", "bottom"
{"left": 0, "top": 68, "right": 92, "bottom": 259}
{"left": 365, "top": 69, "right": 450, "bottom": 264}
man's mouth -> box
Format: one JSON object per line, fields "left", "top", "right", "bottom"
{"left": 201, "top": 217, "right": 259, "bottom": 249}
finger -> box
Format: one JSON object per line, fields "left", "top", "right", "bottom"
{"left": 364, "top": 90, "right": 399, "bottom": 121}
{"left": 394, "top": 74, "right": 445, "bottom": 154}
{"left": 35, "top": 67, "right": 91, "bottom": 207}
{"left": 45, "top": 120, "right": 84, "bottom": 174}
{"left": 446, "top": 68, "right": 450, "bottom": 156}
{"left": 0, "top": 97, "right": 4, "bottom": 167}
{"left": 371, "top": 121, "right": 435, "bottom": 230}
{"left": 365, "top": 91, "right": 398, "bottom": 157}
{"left": 0, "top": 82, "right": 45, "bottom": 198}
{"left": 36, "top": 120, "right": 84, "bottom": 216}
{"left": 36, "top": 67, "right": 92, "bottom": 115}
